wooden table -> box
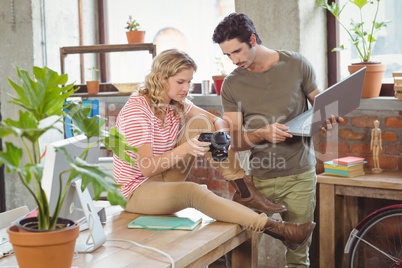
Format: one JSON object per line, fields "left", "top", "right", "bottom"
{"left": 0, "top": 201, "right": 258, "bottom": 268}
{"left": 317, "top": 171, "right": 402, "bottom": 268}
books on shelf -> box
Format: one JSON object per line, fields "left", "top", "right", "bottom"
{"left": 324, "top": 157, "right": 366, "bottom": 178}
{"left": 393, "top": 72, "right": 402, "bottom": 100}
{"left": 324, "top": 160, "right": 367, "bottom": 171}
{"left": 332, "top": 156, "right": 365, "bottom": 166}
{"left": 128, "top": 216, "right": 202, "bottom": 231}
{"left": 324, "top": 168, "right": 365, "bottom": 177}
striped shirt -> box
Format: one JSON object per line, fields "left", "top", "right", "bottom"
{"left": 113, "top": 95, "right": 193, "bottom": 197}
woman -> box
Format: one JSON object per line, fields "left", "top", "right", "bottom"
{"left": 113, "top": 49, "right": 315, "bottom": 249}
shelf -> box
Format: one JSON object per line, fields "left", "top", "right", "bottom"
{"left": 71, "top": 83, "right": 132, "bottom": 98}
{"left": 358, "top": 97, "right": 401, "bottom": 111}
{"left": 60, "top": 43, "right": 156, "bottom": 55}
{"left": 60, "top": 43, "right": 156, "bottom": 74}
{"left": 71, "top": 91, "right": 131, "bottom": 98}
{"left": 188, "top": 94, "right": 221, "bottom": 106}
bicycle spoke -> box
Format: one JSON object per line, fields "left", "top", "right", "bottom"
{"left": 348, "top": 208, "right": 402, "bottom": 268}
{"left": 353, "top": 233, "right": 401, "bottom": 264}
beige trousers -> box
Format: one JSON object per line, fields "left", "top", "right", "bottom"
{"left": 126, "top": 115, "right": 268, "bottom": 232}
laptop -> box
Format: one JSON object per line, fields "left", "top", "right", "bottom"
{"left": 286, "top": 67, "right": 366, "bottom": 136}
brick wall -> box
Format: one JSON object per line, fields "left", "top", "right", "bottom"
{"left": 315, "top": 109, "right": 402, "bottom": 174}
{"left": 187, "top": 106, "right": 402, "bottom": 199}
{"left": 98, "top": 98, "right": 401, "bottom": 199}
{"left": 187, "top": 157, "right": 234, "bottom": 199}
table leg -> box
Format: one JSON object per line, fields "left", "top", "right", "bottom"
{"left": 231, "top": 231, "right": 258, "bottom": 268}
{"left": 319, "top": 183, "right": 335, "bottom": 268}
{"left": 342, "top": 196, "right": 359, "bottom": 267}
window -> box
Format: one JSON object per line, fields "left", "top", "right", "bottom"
{"left": 337, "top": 0, "right": 402, "bottom": 82}
{"left": 103, "top": 0, "right": 235, "bottom": 84}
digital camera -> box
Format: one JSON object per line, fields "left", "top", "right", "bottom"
{"left": 198, "top": 132, "right": 231, "bottom": 162}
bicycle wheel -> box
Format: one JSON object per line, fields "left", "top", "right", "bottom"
{"left": 348, "top": 208, "right": 402, "bottom": 268}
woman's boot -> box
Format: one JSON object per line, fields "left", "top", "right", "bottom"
{"left": 230, "top": 175, "right": 287, "bottom": 213}
{"left": 263, "top": 218, "right": 316, "bottom": 250}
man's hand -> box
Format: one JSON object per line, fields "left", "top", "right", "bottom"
{"left": 257, "top": 123, "right": 293, "bottom": 143}
{"left": 321, "top": 115, "right": 344, "bottom": 133}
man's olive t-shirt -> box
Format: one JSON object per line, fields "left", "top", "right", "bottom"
{"left": 221, "top": 50, "right": 318, "bottom": 178}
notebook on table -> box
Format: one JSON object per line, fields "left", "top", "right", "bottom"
{"left": 285, "top": 67, "right": 366, "bottom": 136}
{"left": 128, "top": 216, "right": 202, "bottom": 231}
{"left": 332, "top": 156, "right": 365, "bottom": 166}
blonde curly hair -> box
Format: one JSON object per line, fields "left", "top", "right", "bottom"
{"left": 138, "top": 49, "right": 197, "bottom": 119}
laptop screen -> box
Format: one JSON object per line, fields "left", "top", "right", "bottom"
{"left": 310, "top": 67, "right": 366, "bottom": 135}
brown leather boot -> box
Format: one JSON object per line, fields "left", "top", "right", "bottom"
{"left": 229, "top": 175, "right": 286, "bottom": 213}
{"left": 263, "top": 218, "right": 316, "bottom": 250}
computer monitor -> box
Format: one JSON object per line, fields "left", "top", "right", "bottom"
{"left": 42, "top": 134, "right": 106, "bottom": 252}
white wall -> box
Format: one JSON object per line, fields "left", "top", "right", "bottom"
{"left": 0, "top": 0, "right": 99, "bottom": 210}
{"left": 236, "top": 0, "right": 327, "bottom": 88}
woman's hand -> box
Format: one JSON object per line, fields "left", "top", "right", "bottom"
{"left": 178, "top": 135, "right": 211, "bottom": 157}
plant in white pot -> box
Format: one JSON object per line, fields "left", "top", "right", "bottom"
{"left": 0, "top": 66, "right": 136, "bottom": 268}
{"left": 125, "top": 15, "right": 145, "bottom": 43}
{"left": 316, "top": 0, "right": 391, "bottom": 98}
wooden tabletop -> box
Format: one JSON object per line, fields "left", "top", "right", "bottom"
{"left": 0, "top": 202, "right": 256, "bottom": 268}
{"left": 317, "top": 170, "right": 402, "bottom": 190}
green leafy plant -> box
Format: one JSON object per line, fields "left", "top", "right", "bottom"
{"left": 88, "top": 66, "right": 99, "bottom": 81}
{"left": 125, "top": 15, "right": 141, "bottom": 31}
{"left": 0, "top": 66, "right": 137, "bottom": 230}
{"left": 316, "top": 0, "right": 390, "bottom": 62}
{"left": 215, "top": 56, "right": 226, "bottom": 75}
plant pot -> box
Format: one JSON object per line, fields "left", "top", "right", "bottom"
{"left": 348, "top": 63, "right": 386, "bottom": 98}
{"left": 212, "top": 75, "right": 226, "bottom": 95}
{"left": 87, "top": 80, "right": 100, "bottom": 94}
{"left": 126, "top": 31, "right": 145, "bottom": 44}
{"left": 7, "top": 217, "right": 79, "bottom": 268}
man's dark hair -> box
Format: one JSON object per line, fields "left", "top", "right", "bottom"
{"left": 212, "top": 13, "right": 262, "bottom": 47}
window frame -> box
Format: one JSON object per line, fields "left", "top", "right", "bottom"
{"left": 326, "top": 0, "right": 394, "bottom": 95}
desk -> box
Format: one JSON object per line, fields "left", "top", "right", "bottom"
{"left": 0, "top": 202, "right": 258, "bottom": 268}
{"left": 318, "top": 171, "right": 402, "bottom": 268}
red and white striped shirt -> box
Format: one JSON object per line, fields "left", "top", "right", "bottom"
{"left": 113, "top": 95, "right": 193, "bottom": 197}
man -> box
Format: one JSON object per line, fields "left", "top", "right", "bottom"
{"left": 212, "top": 13, "right": 340, "bottom": 267}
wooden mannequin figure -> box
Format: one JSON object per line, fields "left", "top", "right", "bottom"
{"left": 370, "top": 120, "right": 383, "bottom": 173}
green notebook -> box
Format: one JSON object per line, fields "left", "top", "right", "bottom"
{"left": 128, "top": 216, "right": 202, "bottom": 231}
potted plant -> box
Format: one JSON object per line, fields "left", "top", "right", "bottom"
{"left": 316, "top": 0, "right": 390, "bottom": 98}
{"left": 212, "top": 56, "right": 227, "bottom": 95}
{"left": 0, "top": 66, "right": 136, "bottom": 268}
{"left": 125, "top": 15, "right": 145, "bottom": 44}
{"left": 87, "top": 66, "right": 100, "bottom": 94}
